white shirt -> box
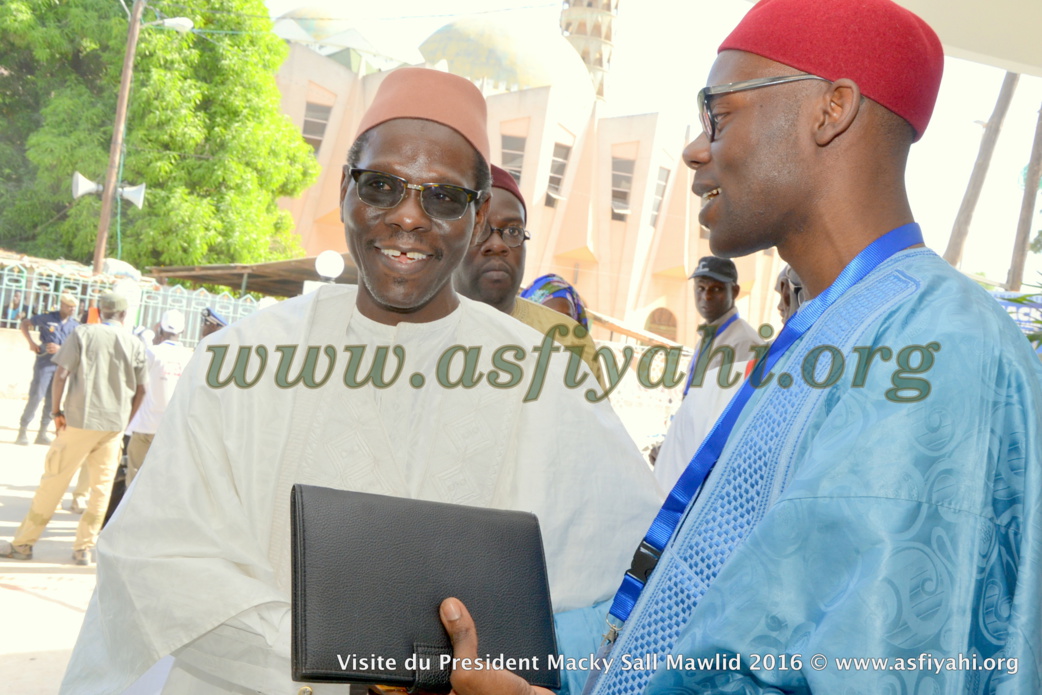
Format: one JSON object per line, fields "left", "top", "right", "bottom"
{"left": 655, "top": 361, "right": 750, "bottom": 490}
{"left": 127, "top": 340, "right": 194, "bottom": 434}
{"left": 62, "top": 286, "right": 663, "bottom": 695}
{"left": 695, "top": 307, "right": 765, "bottom": 375}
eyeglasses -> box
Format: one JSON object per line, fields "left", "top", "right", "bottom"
{"left": 697, "top": 74, "right": 829, "bottom": 142}
{"left": 474, "top": 224, "right": 530, "bottom": 248}
{"left": 346, "top": 167, "right": 482, "bottom": 221}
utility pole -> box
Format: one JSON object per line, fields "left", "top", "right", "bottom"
{"left": 1007, "top": 103, "right": 1042, "bottom": 291}
{"left": 93, "top": 0, "right": 146, "bottom": 275}
{"left": 943, "top": 71, "right": 1019, "bottom": 267}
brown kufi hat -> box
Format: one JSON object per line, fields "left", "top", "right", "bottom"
{"left": 490, "top": 164, "right": 526, "bottom": 220}
{"left": 354, "top": 67, "right": 490, "bottom": 161}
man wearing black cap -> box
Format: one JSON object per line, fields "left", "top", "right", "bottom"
{"left": 683, "top": 256, "right": 764, "bottom": 396}
{"left": 651, "top": 256, "right": 764, "bottom": 488}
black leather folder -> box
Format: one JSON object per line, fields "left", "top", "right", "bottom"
{"left": 290, "top": 484, "right": 561, "bottom": 693}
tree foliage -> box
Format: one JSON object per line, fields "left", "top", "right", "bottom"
{"left": 0, "top": 0, "right": 318, "bottom": 269}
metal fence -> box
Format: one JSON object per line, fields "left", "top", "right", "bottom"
{"left": 990, "top": 291, "right": 1042, "bottom": 354}
{"left": 0, "top": 261, "right": 261, "bottom": 348}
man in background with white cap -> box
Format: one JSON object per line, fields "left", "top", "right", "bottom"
{"left": 1, "top": 291, "right": 146, "bottom": 567}
{"left": 61, "top": 67, "right": 660, "bottom": 694}
{"left": 124, "top": 309, "right": 192, "bottom": 486}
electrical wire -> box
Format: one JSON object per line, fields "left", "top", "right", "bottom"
{"left": 149, "top": 1, "right": 558, "bottom": 23}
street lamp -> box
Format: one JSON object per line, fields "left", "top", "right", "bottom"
{"left": 91, "top": 1, "right": 193, "bottom": 274}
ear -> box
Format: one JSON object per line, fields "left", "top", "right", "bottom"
{"left": 731, "top": 282, "right": 741, "bottom": 298}
{"left": 814, "top": 78, "right": 861, "bottom": 146}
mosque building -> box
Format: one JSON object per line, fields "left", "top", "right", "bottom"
{"left": 272, "top": 4, "right": 785, "bottom": 345}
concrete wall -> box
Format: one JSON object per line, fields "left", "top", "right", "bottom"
{"left": 0, "top": 327, "right": 35, "bottom": 401}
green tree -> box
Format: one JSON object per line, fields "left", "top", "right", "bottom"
{"left": 0, "top": 0, "right": 318, "bottom": 269}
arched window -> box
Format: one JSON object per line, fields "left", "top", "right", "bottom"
{"left": 646, "top": 308, "right": 678, "bottom": 342}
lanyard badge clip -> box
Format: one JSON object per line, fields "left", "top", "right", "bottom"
{"left": 626, "top": 539, "right": 662, "bottom": 584}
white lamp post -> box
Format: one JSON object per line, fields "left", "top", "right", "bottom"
{"left": 91, "top": 1, "right": 193, "bottom": 274}
{"left": 315, "top": 250, "right": 346, "bottom": 283}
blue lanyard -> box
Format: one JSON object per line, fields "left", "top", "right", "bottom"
{"left": 609, "top": 223, "right": 924, "bottom": 624}
{"left": 682, "top": 313, "right": 739, "bottom": 396}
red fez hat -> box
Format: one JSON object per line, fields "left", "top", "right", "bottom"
{"left": 355, "top": 67, "right": 490, "bottom": 161}
{"left": 720, "top": 0, "right": 944, "bottom": 140}
{"left": 490, "top": 164, "right": 526, "bottom": 220}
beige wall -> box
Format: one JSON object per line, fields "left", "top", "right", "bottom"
{"left": 0, "top": 328, "right": 36, "bottom": 400}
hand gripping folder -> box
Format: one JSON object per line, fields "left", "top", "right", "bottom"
{"left": 291, "top": 484, "right": 561, "bottom": 693}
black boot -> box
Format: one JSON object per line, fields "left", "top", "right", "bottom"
{"left": 35, "top": 429, "right": 52, "bottom": 445}
{"left": 15, "top": 428, "right": 29, "bottom": 446}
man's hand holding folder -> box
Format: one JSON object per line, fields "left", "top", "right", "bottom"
{"left": 440, "top": 598, "right": 554, "bottom": 695}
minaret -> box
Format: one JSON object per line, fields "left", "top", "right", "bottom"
{"left": 560, "top": 0, "right": 619, "bottom": 101}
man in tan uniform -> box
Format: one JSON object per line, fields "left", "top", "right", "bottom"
{"left": 0, "top": 291, "right": 146, "bottom": 566}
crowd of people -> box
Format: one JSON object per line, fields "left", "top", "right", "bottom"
{"left": 0, "top": 0, "right": 1039, "bottom": 693}
{"left": 2, "top": 302, "right": 226, "bottom": 562}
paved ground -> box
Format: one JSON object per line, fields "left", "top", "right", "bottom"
{"left": 0, "top": 368, "right": 670, "bottom": 694}
{"left": 0, "top": 397, "right": 96, "bottom": 695}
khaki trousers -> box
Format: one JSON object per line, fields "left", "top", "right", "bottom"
{"left": 56, "top": 465, "right": 90, "bottom": 514}
{"left": 125, "top": 432, "right": 155, "bottom": 486}
{"left": 72, "top": 464, "right": 89, "bottom": 503}
{"left": 14, "top": 426, "right": 122, "bottom": 551}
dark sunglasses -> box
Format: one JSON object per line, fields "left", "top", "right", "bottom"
{"left": 346, "top": 167, "right": 481, "bottom": 221}
{"left": 697, "top": 74, "right": 828, "bottom": 142}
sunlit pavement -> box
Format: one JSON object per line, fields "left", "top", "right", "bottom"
{"left": 0, "top": 397, "right": 96, "bottom": 695}
{"left": 0, "top": 380, "right": 667, "bottom": 694}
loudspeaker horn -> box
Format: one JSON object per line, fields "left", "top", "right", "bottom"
{"left": 72, "top": 171, "right": 103, "bottom": 200}
{"left": 119, "top": 183, "right": 146, "bottom": 209}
